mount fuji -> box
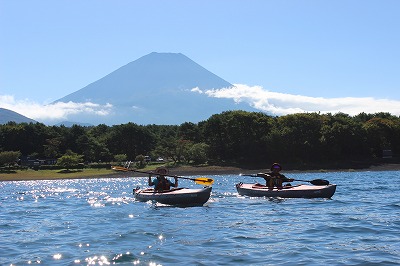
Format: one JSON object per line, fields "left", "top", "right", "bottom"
{"left": 54, "top": 52, "right": 256, "bottom": 125}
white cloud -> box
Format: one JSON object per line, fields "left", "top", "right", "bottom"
{"left": 193, "top": 84, "right": 400, "bottom": 116}
{"left": 2, "top": 85, "right": 400, "bottom": 125}
{"left": 0, "top": 95, "right": 113, "bottom": 122}
{"left": 190, "top": 87, "right": 203, "bottom": 94}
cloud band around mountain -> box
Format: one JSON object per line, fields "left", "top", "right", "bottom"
{"left": 0, "top": 95, "right": 113, "bottom": 121}
{"left": 1, "top": 84, "right": 400, "bottom": 124}
{"left": 192, "top": 84, "right": 400, "bottom": 116}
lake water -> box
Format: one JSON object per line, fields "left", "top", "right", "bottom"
{"left": 1, "top": 171, "right": 399, "bottom": 266}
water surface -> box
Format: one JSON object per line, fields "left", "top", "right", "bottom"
{"left": 1, "top": 171, "right": 399, "bottom": 265}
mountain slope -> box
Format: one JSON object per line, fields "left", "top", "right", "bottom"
{"left": 55, "top": 52, "right": 256, "bottom": 125}
{"left": 0, "top": 108, "right": 37, "bottom": 124}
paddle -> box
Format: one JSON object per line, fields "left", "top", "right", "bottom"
{"left": 292, "top": 179, "right": 330, "bottom": 186}
{"left": 172, "top": 176, "right": 214, "bottom": 186}
{"left": 239, "top": 174, "right": 330, "bottom": 186}
{"left": 133, "top": 170, "right": 214, "bottom": 186}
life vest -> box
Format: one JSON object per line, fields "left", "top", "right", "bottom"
{"left": 267, "top": 173, "right": 284, "bottom": 187}
{"left": 155, "top": 177, "right": 171, "bottom": 191}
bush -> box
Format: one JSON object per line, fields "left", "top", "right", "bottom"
{"left": 0, "top": 151, "right": 21, "bottom": 167}
{"left": 57, "top": 151, "right": 83, "bottom": 170}
{"left": 88, "top": 163, "right": 112, "bottom": 169}
{"left": 36, "top": 165, "right": 64, "bottom": 170}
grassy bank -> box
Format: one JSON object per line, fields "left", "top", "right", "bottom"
{"left": 0, "top": 168, "right": 119, "bottom": 182}
{"left": 2, "top": 161, "right": 400, "bottom": 182}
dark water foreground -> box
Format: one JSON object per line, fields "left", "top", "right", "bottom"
{"left": 1, "top": 171, "right": 399, "bottom": 265}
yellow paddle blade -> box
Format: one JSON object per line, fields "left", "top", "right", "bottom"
{"left": 194, "top": 177, "right": 214, "bottom": 186}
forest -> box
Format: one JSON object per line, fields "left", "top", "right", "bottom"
{"left": 0, "top": 110, "right": 399, "bottom": 169}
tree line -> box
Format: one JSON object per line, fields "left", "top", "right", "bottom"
{"left": 0, "top": 110, "right": 399, "bottom": 168}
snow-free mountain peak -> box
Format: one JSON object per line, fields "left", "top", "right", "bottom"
{"left": 54, "top": 52, "right": 255, "bottom": 125}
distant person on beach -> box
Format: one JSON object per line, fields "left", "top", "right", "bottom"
{"left": 257, "top": 163, "right": 293, "bottom": 189}
{"left": 148, "top": 167, "right": 178, "bottom": 192}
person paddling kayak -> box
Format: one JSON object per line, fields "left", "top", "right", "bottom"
{"left": 148, "top": 167, "right": 178, "bottom": 192}
{"left": 257, "top": 163, "right": 294, "bottom": 189}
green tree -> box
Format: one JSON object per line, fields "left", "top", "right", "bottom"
{"left": 363, "top": 117, "right": 397, "bottom": 157}
{"left": 274, "top": 113, "right": 323, "bottom": 163}
{"left": 0, "top": 151, "right": 21, "bottom": 167}
{"left": 114, "top": 154, "right": 127, "bottom": 163}
{"left": 57, "top": 150, "right": 83, "bottom": 170}
{"left": 178, "top": 122, "right": 201, "bottom": 142}
{"left": 66, "top": 125, "right": 89, "bottom": 156}
{"left": 320, "top": 113, "right": 366, "bottom": 160}
{"left": 135, "top": 154, "right": 146, "bottom": 168}
{"left": 153, "top": 137, "right": 178, "bottom": 162}
{"left": 106, "top": 123, "right": 155, "bottom": 160}
{"left": 202, "top": 110, "right": 274, "bottom": 163}
{"left": 187, "top": 143, "right": 209, "bottom": 164}
{"left": 0, "top": 122, "right": 52, "bottom": 157}
{"left": 44, "top": 137, "right": 62, "bottom": 158}
{"left": 91, "top": 140, "right": 112, "bottom": 163}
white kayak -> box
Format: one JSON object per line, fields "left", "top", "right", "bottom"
{"left": 236, "top": 183, "right": 336, "bottom": 198}
{"left": 134, "top": 187, "right": 212, "bottom": 206}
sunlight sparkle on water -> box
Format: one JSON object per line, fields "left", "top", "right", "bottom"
{"left": 85, "top": 255, "right": 110, "bottom": 265}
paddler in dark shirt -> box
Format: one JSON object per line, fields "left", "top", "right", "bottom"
{"left": 257, "top": 163, "right": 293, "bottom": 189}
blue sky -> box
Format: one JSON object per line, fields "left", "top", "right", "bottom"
{"left": 1, "top": 0, "right": 399, "bottom": 123}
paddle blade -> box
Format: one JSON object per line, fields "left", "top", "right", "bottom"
{"left": 194, "top": 177, "right": 214, "bottom": 186}
{"left": 310, "top": 179, "right": 330, "bottom": 186}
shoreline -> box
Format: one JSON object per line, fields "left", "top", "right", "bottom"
{"left": 1, "top": 163, "right": 400, "bottom": 182}
{"left": 141, "top": 163, "right": 400, "bottom": 176}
